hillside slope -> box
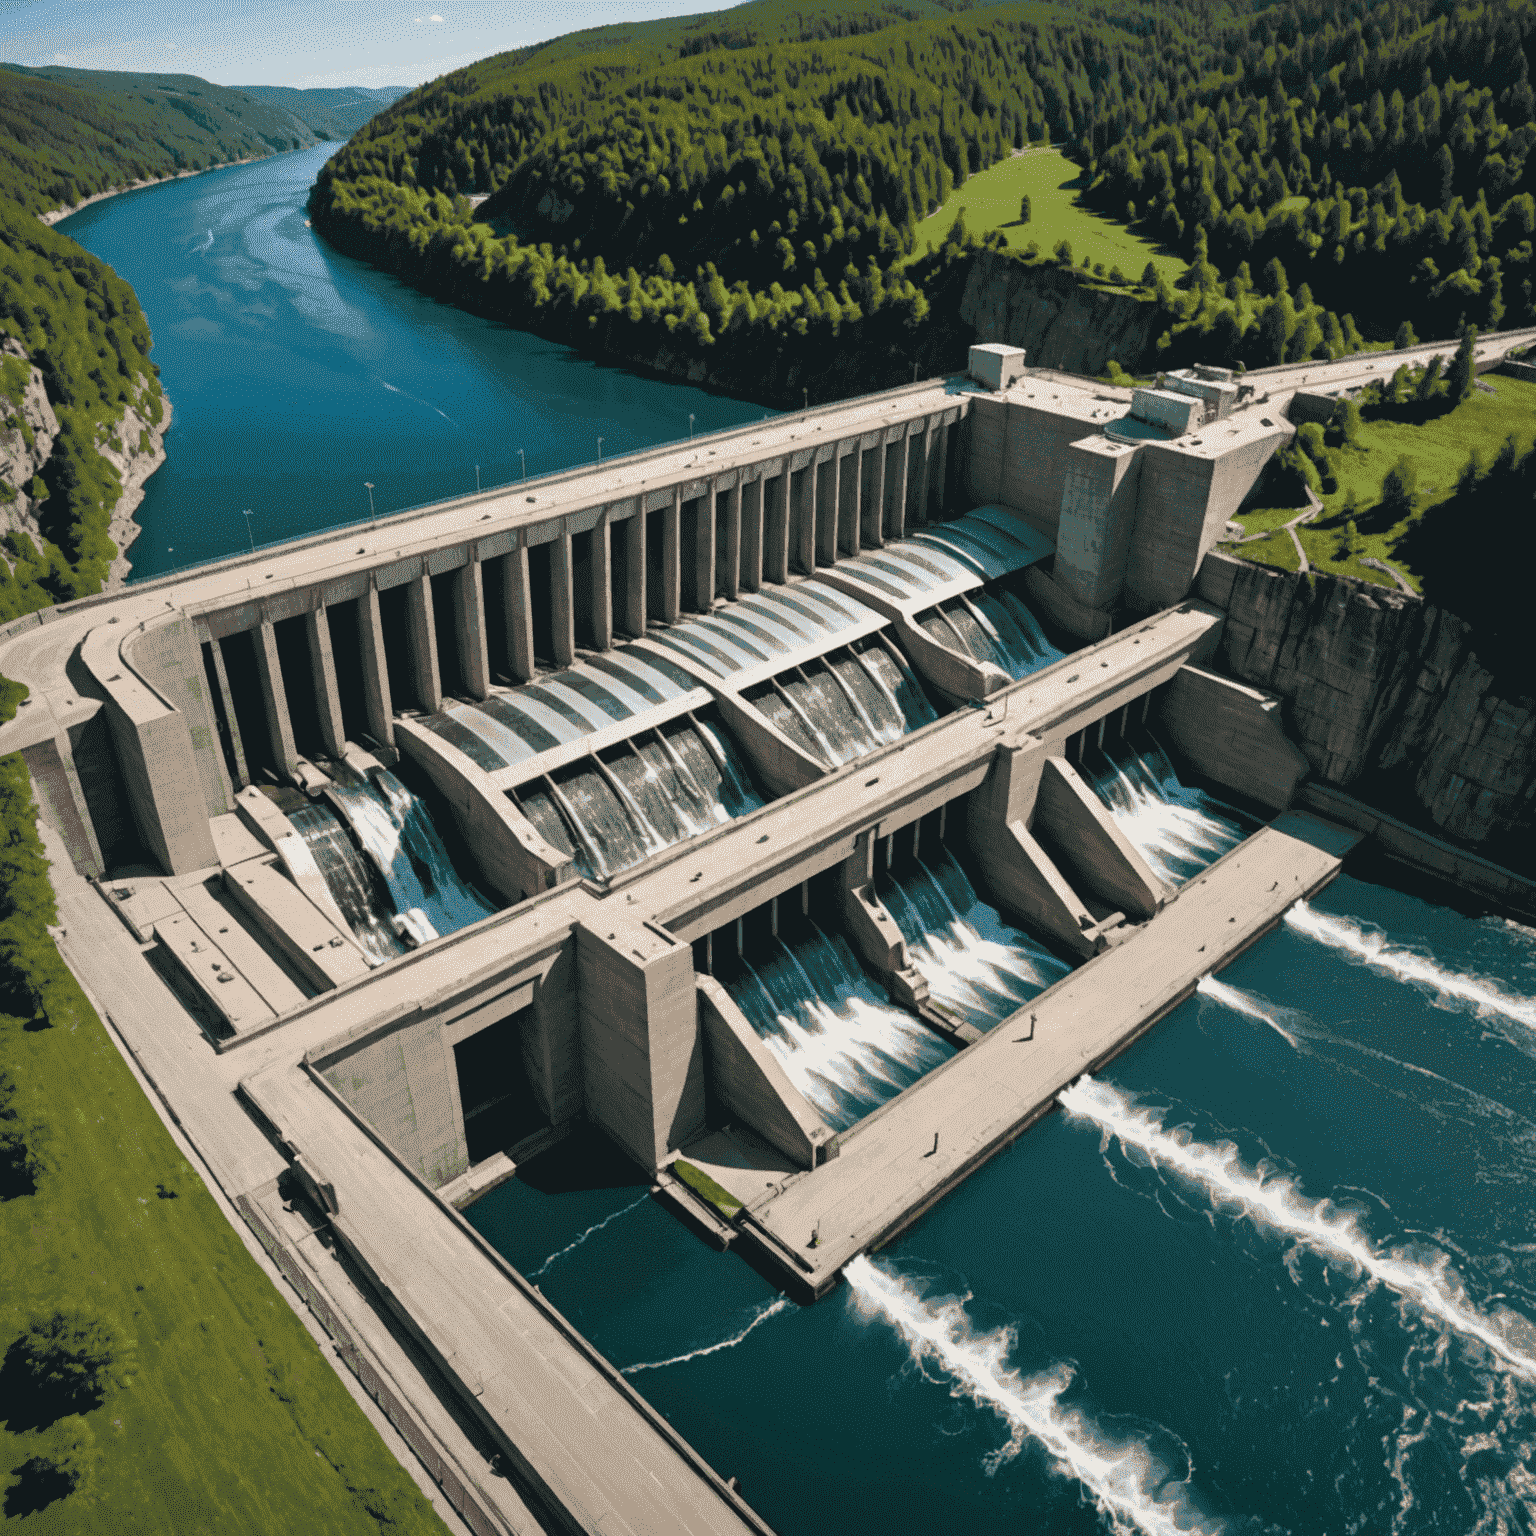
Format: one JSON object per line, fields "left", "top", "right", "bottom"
{"left": 309, "top": 0, "right": 1536, "bottom": 396}
{"left": 0, "top": 64, "right": 322, "bottom": 213}
{"left": 236, "top": 83, "right": 413, "bottom": 140}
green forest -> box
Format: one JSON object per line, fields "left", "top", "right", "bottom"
{"left": 0, "top": 65, "right": 340, "bottom": 621}
{"left": 310, "top": 0, "right": 1536, "bottom": 398}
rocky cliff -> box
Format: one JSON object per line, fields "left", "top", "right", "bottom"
{"left": 0, "top": 337, "right": 167, "bottom": 589}
{"left": 1201, "top": 553, "right": 1535, "bottom": 864}
{"left": 0, "top": 340, "right": 60, "bottom": 541}
{"left": 957, "top": 252, "right": 1157, "bottom": 375}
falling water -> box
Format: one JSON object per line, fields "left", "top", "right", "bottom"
{"left": 1059, "top": 1076, "right": 1536, "bottom": 1383}
{"left": 726, "top": 925, "right": 955, "bottom": 1132}
{"left": 879, "top": 848, "right": 1072, "bottom": 1031}
{"left": 746, "top": 639, "right": 938, "bottom": 769}
{"left": 511, "top": 713, "right": 765, "bottom": 882}
{"left": 844, "top": 1257, "right": 1225, "bottom": 1536}
{"left": 917, "top": 587, "right": 1064, "bottom": 681}
{"left": 324, "top": 770, "right": 498, "bottom": 939}
{"left": 286, "top": 802, "right": 407, "bottom": 965}
{"left": 1285, "top": 901, "right": 1536, "bottom": 1029}
{"left": 1084, "top": 734, "right": 1252, "bottom": 885}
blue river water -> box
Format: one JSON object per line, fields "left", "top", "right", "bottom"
{"left": 61, "top": 143, "right": 1536, "bottom": 1535}
{"left": 60, "top": 144, "right": 767, "bottom": 582}
{"left": 470, "top": 874, "right": 1536, "bottom": 1535}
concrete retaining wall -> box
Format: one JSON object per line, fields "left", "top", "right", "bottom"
{"left": 1159, "top": 664, "right": 1309, "bottom": 810}
{"left": 697, "top": 976, "right": 832, "bottom": 1169}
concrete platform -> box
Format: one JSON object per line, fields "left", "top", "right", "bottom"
{"left": 242, "top": 1061, "right": 775, "bottom": 1536}
{"left": 732, "top": 811, "right": 1361, "bottom": 1298}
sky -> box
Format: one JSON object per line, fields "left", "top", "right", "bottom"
{"left": 1, "top": 0, "right": 721, "bottom": 88}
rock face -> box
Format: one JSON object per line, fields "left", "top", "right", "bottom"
{"left": 98, "top": 392, "right": 171, "bottom": 590}
{"left": 1207, "top": 554, "right": 1536, "bottom": 856}
{"left": 0, "top": 338, "right": 167, "bottom": 588}
{"left": 0, "top": 339, "right": 61, "bottom": 540}
{"left": 958, "top": 251, "right": 1156, "bottom": 375}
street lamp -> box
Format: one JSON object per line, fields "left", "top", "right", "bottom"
{"left": 518, "top": 448, "right": 526, "bottom": 481}
{"left": 689, "top": 413, "right": 695, "bottom": 440}
{"left": 364, "top": 481, "right": 376, "bottom": 521}
{"left": 241, "top": 508, "right": 254, "bottom": 552}
{"left": 475, "top": 463, "right": 481, "bottom": 493}
{"left": 803, "top": 387, "right": 809, "bottom": 413}
{"left": 596, "top": 437, "right": 604, "bottom": 466}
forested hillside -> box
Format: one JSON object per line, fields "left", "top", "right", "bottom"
{"left": 0, "top": 65, "right": 323, "bottom": 214}
{"left": 310, "top": 0, "right": 1536, "bottom": 398}
{"left": 236, "top": 84, "right": 413, "bottom": 142}
{"left": 0, "top": 63, "right": 340, "bottom": 617}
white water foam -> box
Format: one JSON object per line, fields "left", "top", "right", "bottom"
{"left": 1285, "top": 901, "right": 1536, "bottom": 1029}
{"left": 843, "top": 1256, "right": 1223, "bottom": 1536}
{"left": 528, "top": 1192, "right": 650, "bottom": 1280}
{"left": 1060, "top": 1076, "right": 1536, "bottom": 1383}
{"left": 621, "top": 1297, "right": 791, "bottom": 1375}
{"left": 1196, "top": 975, "right": 1302, "bottom": 1050}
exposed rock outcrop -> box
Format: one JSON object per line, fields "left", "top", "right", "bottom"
{"left": 99, "top": 390, "right": 171, "bottom": 590}
{"left": 0, "top": 339, "right": 61, "bottom": 541}
{"left": 0, "top": 338, "right": 167, "bottom": 588}
{"left": 958, "top": 251, "right": 1157, "bottom": 375}
{"left": 1205, "top": 554, "right": 1536, "bottom": 860}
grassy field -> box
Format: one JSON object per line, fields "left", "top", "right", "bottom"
{"left": 1224, "top": 373, "right": 1536, "bottom": 591}
{"left": 0, "top": 772, "right": 448, "bottom": 1530}
{"left": 909, "top": 147, "right": 1188, "bottom": 285}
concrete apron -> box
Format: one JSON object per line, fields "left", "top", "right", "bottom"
{"left": 714, "top": 810, "right": 1361, "bottom": 1300}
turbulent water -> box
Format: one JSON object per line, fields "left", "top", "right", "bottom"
{"left": 291, "top": 768, "right": 497, "bottom": 945}
{"left": 468, "top": 871, "right": 1536, "bottom": 1536}
{"left": 724, "top": 924, "right": 955, "bottom": 1132}
{"left": 1084, "top": 734, "right": 1254, "bottom": 885}
{"left": 509, "top": 714, "right": 765, "bottom": 882}
{"left": 879, "top": 847, "right": 1072, "bottom": 1031}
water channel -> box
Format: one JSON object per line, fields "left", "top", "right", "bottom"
{"left": 64, "top": 146, "right": 1536, "bottom": 1536}
{"left": 61, "top": 143, "right": 768, "bottom": 582}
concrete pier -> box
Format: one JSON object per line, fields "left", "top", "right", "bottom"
{"left": 721, "top": 812, "right": 1361, "bottom": 1298}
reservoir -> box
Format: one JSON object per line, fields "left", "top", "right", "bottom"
{"left": 60, "top": 144, "right": 767, "bottom": 582}
{"left": 61, "top": 145, "right": 1536, "bottom": 1535}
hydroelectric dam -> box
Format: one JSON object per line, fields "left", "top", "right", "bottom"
{"left": 1, "top": 343, "right": 1464, "bottom": 1534}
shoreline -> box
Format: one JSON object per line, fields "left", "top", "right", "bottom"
{"left": 104, "top": 390, "right": 171, "bottom": 592}
{"left": 37, "top": 149, "right": 324, "bottom": 226}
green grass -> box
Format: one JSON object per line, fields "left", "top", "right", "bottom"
{"left": 908, "top": 147, "right": 1188, "bottom": 285}
{"left": 670, "top": 1159, "right": 743, "bottom": 1218}
{"left": 1225, "top": 374, "right": 1536, "bottom": 591}
{"left": 0, "top": 764, "right": 448, "bottom": 1531}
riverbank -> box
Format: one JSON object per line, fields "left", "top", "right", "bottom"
{"left": 103, "top": 388, "right": 170, "bottom": 590}
{"left": 38, "top": 155, "right": 276, "bottom": 225}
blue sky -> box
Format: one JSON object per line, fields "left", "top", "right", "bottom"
{"left": 1, "top": 0, "right": 718, "bottom": 88}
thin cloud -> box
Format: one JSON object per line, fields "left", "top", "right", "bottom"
{"left": 413, "top": 13, "right": 444, "bottom": 21}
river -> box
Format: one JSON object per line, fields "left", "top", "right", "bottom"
{"left": 469, "top": 873, "right": 1536, "bottom": 1535}
{"left": 63, "top": 142, "right": 1536, "bottom": 1536}
{"left": 60, "top": 144, "right": 767, "bottom": 582}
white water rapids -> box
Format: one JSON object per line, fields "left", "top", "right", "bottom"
{"left": 843, "top": 1256, "right": 1224, "bottom": 1535}
{"left": 1059, "top": 1076, "right": 1536, "bottom": 1383}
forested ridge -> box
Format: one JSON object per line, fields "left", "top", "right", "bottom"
{"left": 310, "top": 0, "right": 1536, "bottom": 397}
{"left": 0, "top": 65, "right": 323, "bottom": 619}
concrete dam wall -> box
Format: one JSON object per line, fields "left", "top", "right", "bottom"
{"left": 11, "top": 337, "right": 1533, "bottom": 1535}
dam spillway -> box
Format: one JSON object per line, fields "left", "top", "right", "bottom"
{"left": 2, "top": 346, "right": 1385, "bottom": 1535}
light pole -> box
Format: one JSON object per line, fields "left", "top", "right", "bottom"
{"left": 475, "top": 463, "right": 481, "bottom": 493}
{"left": 364, "top": 481, "right": 375, "bottom": 521}
{"left": 802, "top": 387, "right": 809, "bottom": 414}
{"left": 596, "top": 437, "right": 604, "bottom": 467}
{"left": 688, "top": 413, "right": 695, "bottom": 440}
{"left": 241, "top": 508, "right": 254, "bottom": 552}
{"left": 518, "top": 448, "right": 526, "bottom": 481}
